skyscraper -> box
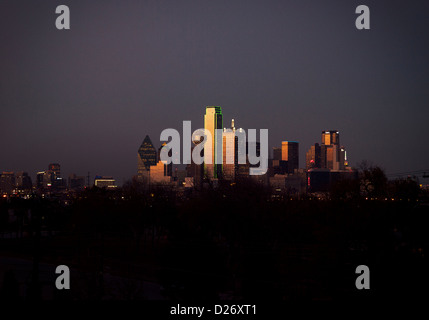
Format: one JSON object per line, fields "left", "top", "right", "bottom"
{"left": 321, "top": 130, "right": 341, "bottom": 170}
{"left": 48, "top": 163, "right": 61, "bottom": 179}
{"left": 16, "top": 171, "right": 32, "bottom": 190}
{"left": 0, "top": 172, "right": 15, "bottom": 195}
{"left": 47, "top": 163, "right": 66, "bottom": 189}
{"left": 306, "top": 143, "right": 321, "bottom": 170}
{"left": 321, "top": 130, "right": 340, "bottom": 146}
{"left": 36, "top": 171, "right": 46, "bottom": 189}
{"left": 204, "top": 106, "right": 223, "bottom": 179}
{"left": 222, "top": 119, "right": 246, "bottom": 180}
{"left": 141, "top": 142, "right": 174, "bottom": 185}
{"left": 137, "top": 135, "right": 157, "bottom": 179}
{"left": 223, "top": 119, "right": 237, "bottom": 180}
{"left": 281, "top": 141, "right": 299, "bottom": 173}
{"left": 36, "top": 170, "right": 55, "bottom": 189}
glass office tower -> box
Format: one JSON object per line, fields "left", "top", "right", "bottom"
{"left": 204, "top": 106, "right": 223, "bottom": 179}
{"left": 306, "top": 143, "right": 321, "bottom": 170}
{"left": 281, "top": 141, "right": 299, "bottom": 174}
{"left": 321, "top": 130, "right": 341, "bottom": 170}
{"left": 137, "top": 135, "right": 157, "bottom": 178}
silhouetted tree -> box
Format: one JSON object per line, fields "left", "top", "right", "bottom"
{"left": 358, "top": 161, "right": 388, "bottom": 199}
{"left": 390, "top": 177, "right": 420, "bottom": 201}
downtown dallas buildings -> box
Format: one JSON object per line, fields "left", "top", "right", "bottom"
{"left": 136, "top": 106, "right": 253, "bottom": 186}
{"left": 204, "top": 106, "right": 249, "bottom": 181}
{"left": 304, "top": 130, "right": 355, "bottom": 193}
{"left": 204, "top": 106, "right": 223, "bottom": 179}
{"left": 306, "top": 130, "right": 348, "bottom": 171}
{"left": 136, "top": 106, "right": 356, "bottom": 195}
{"left": 137, "top": 135, "right": 173, "bottom": 185}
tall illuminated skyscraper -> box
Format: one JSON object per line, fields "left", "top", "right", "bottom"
{"left": 223, "top": 119, "right": 236, "bottom": 180}
{"left": 281, "top": 141, "right": 299, "bottom": 173}
{"left": 321, "top": 130, "right": 341, "bottom": 170}
{"left": 204, "top": 106, "right": 223, "bottom": 179}
{"left": 222, "top": 118, "right": 246, "bottom": 180}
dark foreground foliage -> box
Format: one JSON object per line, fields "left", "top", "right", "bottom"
{"left": 0, "top": 177, "right": 428, "bottom": 301}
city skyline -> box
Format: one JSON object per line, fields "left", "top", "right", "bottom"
{"left": 0, "top": 106, "right": 428, "bottom": 188}
{"left": 0, "top": 111, "right": 354, "bottom": 186}
{"left": 0, "top": 109, "right": 424, "bottom": 186}
{"left": 1, "top": 1, "right": 428, "bottom": 304}
{"left": 1, "top": 0, "right": 429, "bottom": 184}
{"left": 0, "top": 105, "right": 394, "bottom": 198}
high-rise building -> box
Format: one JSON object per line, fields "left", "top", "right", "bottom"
{"left": 222, "top": 119, "right": 240, "bottom": 180}
{"left": 204, "top": 106, "right": 223, "bottom": 179}
{"left": 48, "top": 163, "right": 61, "bottom": 179}
{"left": 137, "top": 135, "right": 157, "bottom": 179}
{"left": 36, "top": 171, "right": 46, "bottom": 189}
{"left": 16, "top": 171, "right": 32, "bottom": 190}
{"left": 44, "top": 163, "right": 67, "bottom": 190}
{"left": 321, "top": 130, "right": 341, "bottom": 170}
{"left": 221, "top": 119, "right": 247, "bottom": 180}
{"left": 321, "top": 130, "right": 340, "bottom": 146}
{"left": 0, "top": 172, "right": 15, "bottom": 195}
{"left": 281, "top": 141, "right": 299, "bottom": 173}
{"left": 306, "top": 143, "right": 321, "bottom": 170}
{"left": 36, "top": 170, "right": 55, "bottom": 189}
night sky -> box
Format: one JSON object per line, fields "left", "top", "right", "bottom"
{"left": 1, "top": 0, "right": 428, "bottom": 184}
